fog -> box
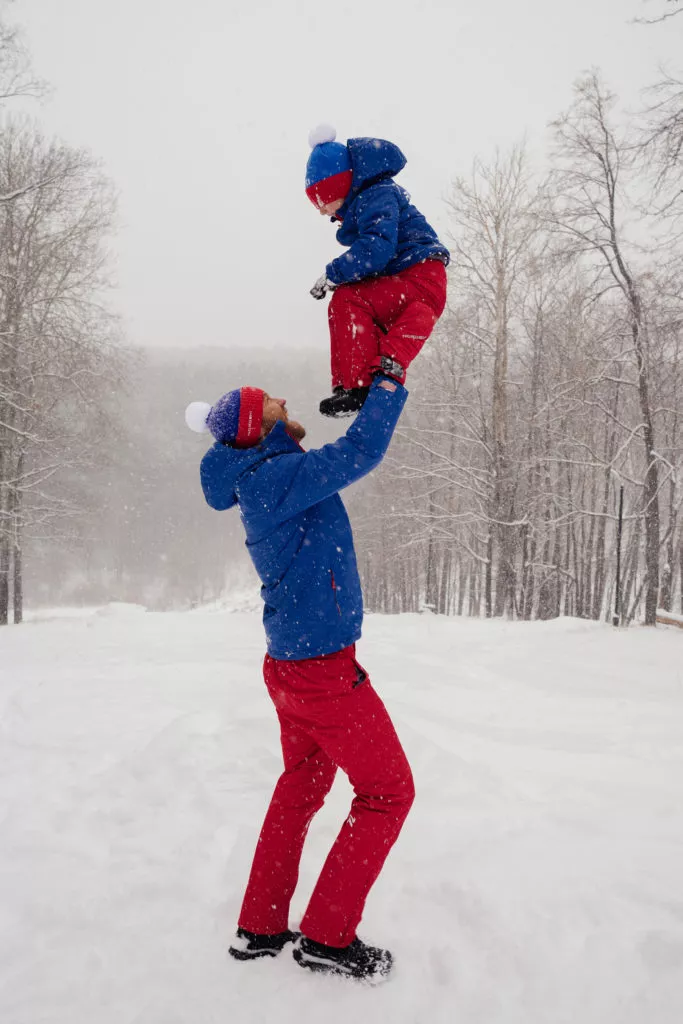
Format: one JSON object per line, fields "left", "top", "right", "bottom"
{"left": 17, "top": 0, "right": 681, "bottom": 352}
{"left": 4, "top": 0, "right": 683, "bottom": 621}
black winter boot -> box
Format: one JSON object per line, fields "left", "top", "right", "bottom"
{"left": 319, "top": 386, "right": 370, "bottom": 418}
{"left": 229, "top": 927, "right": 300, "bottom": 960}
{"left": 292, "top": 935, "right": 393, "bottom": 982}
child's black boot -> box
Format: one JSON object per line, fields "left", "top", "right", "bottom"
{"left": 319, "top": 386, "right": 370, "bottom": 418}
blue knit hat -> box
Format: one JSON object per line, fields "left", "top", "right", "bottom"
{"left": 185, "top": 387, "right": 264, "bottom": 447}
{"left": 305, "top": 124, "right": 352, "bottom": 207}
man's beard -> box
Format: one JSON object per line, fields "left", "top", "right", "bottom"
{"left": 285, "top": 419, "right": 306, "bottom": 441}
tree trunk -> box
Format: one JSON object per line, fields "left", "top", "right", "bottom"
{"left": 11, "top": 451, "right": 24, "bottom": 624}
{"left": 13, "top": 527, "right": 22, "bottom": 624}
{"left": 457, "top": 557, "right": 466, "bottom": 616}
{"left": 485, "top": 529, "right": 493, "bottom": 617}
{"left": 592, "top": 382, "right": 621, "bottom": 620}
{"left": 623, "top": 278, "right": 660, "bottom": 624}
{"left": 0, "top": 530, "right": 9, "bottom": 625}
{"left": 622, "top": 516, "right": 642, "bottom": 619}
{"left": 660, "top": 482, "right": 676, "bottom": 613}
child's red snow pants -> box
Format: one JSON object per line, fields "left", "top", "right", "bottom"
{"left": 237, "top": 645, "right": 414, "bottom": 948}
{"left": 328, "top": 258, "right": 447, "bottom": 388}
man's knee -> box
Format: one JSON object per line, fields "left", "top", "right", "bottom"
{"left": 275, "top": 759, "right": 336, "bottom": 809}
{"left": 387, "top": 756, "right": 415, "bottom": 821}
{"left": 404, "top": 767, "right": 416, "bottom": 806}
{"left": 397, "top": 766, "right": 416, "bottom": 819}
{"left": 356, "top": 763, "right": 415, "bottom": 821}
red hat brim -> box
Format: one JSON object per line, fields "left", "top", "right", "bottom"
{"left": 306, "top": 170, "right": 352, "bottom": 208}
{"left": 234, "top": 387, "right": 264, "bottom": 448}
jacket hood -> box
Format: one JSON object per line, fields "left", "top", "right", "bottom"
{"left": 347, "top": 137, "right": 407, "bottom": 193}
{"left": 200, "top": 420, "right": 301, "bottom": 511}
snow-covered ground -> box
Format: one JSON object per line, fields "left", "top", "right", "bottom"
{"left": 1, "top": 608, "right": 683, "bottom": 1024}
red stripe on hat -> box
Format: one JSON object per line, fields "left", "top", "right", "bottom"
{"left": 235, "top": 387, "right": 264, "bottom": 448}
{"left": 306, "top": 170, "right": 352, "bottom": 208}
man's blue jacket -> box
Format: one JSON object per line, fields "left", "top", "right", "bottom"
{"left": 200, "top": 377, "right": 407, "bottom": 660}
{"left": 325, "top": 137, "right": 450, "bottom": 287}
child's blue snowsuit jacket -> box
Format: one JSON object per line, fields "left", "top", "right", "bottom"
{"left": 200, "top": 377, "right": 407, "bottom": 660}
{"left": 325, "top": 137, "right": 450, "bottom": 286}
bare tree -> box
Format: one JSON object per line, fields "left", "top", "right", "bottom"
{"left": 548, "top": 72, "right": 662, "bottom": 625}
{"left": 636, "top": 72, "right": 683, "bottom": 219}
{"left": 635, "top": 0, "right": 683, "bottom": 24}
{"left": 349, "top": 89, "right": 683, "bottom": 626}
{"left": 440, "top": 147, "right": 540, "bottom": 616}
{"left": 0, "top": 2, "right": 45, "bottom": 105}
{"left": 0, "top": 120, "right": 123, "bottom": 624}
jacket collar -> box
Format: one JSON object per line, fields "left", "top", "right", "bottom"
{"left": 258, "top": 419, "right": 304, "bottom": 457}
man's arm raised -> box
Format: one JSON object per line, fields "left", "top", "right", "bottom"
{"left": 243, "top": 377, "right": 407, "bottom": 524}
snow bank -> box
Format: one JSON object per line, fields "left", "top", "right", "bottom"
{"left": 657, "top": 607, "right": 683, "bottom": 628}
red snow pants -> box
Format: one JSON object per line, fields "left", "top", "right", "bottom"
{"left": 328, "top": 258, "right": 448, "bottom": 388}
{"left": 237, "top": 645, "right": 415, "bottom": 948}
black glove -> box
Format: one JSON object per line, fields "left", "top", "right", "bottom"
{"left": 310, "top": 274, "right": 335, "bottom": 300}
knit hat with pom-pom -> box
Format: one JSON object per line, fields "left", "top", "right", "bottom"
{"left": 305, "top": 124, "right": 352, "bottom": 208}
{"left": 185, "top": 387, "right": 264, "bottom": 447}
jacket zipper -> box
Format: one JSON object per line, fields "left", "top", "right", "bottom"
{"left": 330, "top": 570, "right": 342, "bottom": 616}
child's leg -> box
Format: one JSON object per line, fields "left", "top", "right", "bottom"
{"left": 369, "top": 261, "right": 448, "bottom": 380}
{"left": 328, "top": 283, "right": 384, "bottom": 389}
{"left": 325, "top": 262, "right": 447, "bottom": 395}
{"left": 370, "top": 302, "right": 439, "bottom": 381}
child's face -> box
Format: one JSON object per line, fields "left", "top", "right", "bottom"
{"left": 318, "top": 197, "right": 344, "bottom": 217}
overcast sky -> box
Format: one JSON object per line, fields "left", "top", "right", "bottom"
{"left": 15, "top": 0, "right": 683, "bottom": 354}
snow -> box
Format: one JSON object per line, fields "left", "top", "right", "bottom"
{"left": 1, "top": 609, "right": 683, "bottom": 1023}
{"left": 657, "top": 607, "right": 683, "bottom": 627}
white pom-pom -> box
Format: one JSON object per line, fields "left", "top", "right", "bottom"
{"left": 308, "top": 123, "right": 337, "bottom": 149}
{"left": 185, "top": 401, "right": 212, "bottom": 433}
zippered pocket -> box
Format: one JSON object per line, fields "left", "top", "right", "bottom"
{"left": 351, "top": 658, "right": 367, "bottom": 688}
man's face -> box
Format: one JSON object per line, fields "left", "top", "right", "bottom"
{"left": 261, "top": 393, "right": 306, "bottom": 442}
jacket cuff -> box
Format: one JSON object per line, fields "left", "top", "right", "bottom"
{"left": 369, "top": 375, "right": 408, "bottom": 400}
{"left": 325, "top": 261, "right": 344, "bottom": 286}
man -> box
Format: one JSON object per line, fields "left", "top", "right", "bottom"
{"left": 185, "top": 375, "right": 414, "bottom": 982}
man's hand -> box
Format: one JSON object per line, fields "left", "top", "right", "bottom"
{"left": 310, "top": 274, "right": 335, "bottom": 300}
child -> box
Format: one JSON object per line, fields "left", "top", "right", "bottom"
{"left": 306, "top": 125, "right": 450, "bottom": 417}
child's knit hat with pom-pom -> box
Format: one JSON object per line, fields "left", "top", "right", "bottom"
{"left": 305, "top": 124, "right": 352, "bottom": 208}
{"left": 185, "top": 387, "right": 264, "bottom": 447}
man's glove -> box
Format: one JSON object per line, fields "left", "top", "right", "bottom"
{"left": 310, "top": 274, "right": 336, "bottom": 300}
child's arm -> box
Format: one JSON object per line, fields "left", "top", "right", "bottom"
{"left": 325, "top": 186, "right": 399, "bottom": 286}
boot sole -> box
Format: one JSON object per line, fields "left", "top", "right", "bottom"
{"left": 229, "top": 932, "right": 299, "bottom": 961}
{"left": 292, "top": 946, "right": 392, "bottom": 983}
{"left": 229, "top": 946, "right": 280, "bottom": 960}
{"left": 319, "top": 407, "right": 360, "bottom": 418}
